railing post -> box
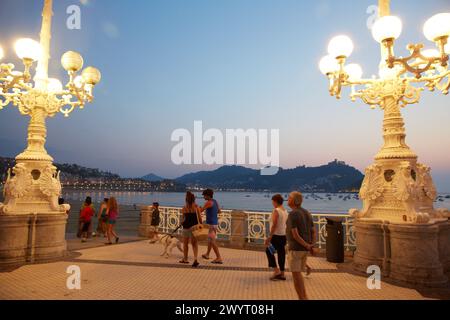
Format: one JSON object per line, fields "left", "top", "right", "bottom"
{"left": 138, "top": 206, "right": 153, "bottom": 238}
{"left": 230, "top": 210, "right": 247, "bottom": 249}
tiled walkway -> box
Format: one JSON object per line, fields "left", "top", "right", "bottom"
{"left": 0, "top": 240, "right": 428, "bottom": 300}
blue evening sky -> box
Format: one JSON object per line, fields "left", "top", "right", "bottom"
{"left": 0, "top": 0, "right": 449, "bottom": 191}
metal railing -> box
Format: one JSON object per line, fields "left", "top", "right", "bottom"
{"left": 150, "top": 206, "right": 356, "bottom": 251}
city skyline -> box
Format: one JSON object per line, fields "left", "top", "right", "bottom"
{"left": 0, "top": 0, "right": 450, "bottom": 191}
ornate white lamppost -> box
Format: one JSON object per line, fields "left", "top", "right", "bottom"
{"left": 320, "top": 0, "right": 450, "bottom": 286}
{"left": 0, "top": 0, "right": 101, "bottom": 266}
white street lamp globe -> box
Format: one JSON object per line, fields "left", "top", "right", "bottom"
{"left": 345, "top": 63, "right": 363, "bottom": 80}
{"left": 372, "top": 16, "right": 403, "bottom": 43}
{"left": 81, "top": 66, "right": 101, "bottom": 85}
{"left": 422, "top": 49, "right": 440, "bottom": 58}
{"left": 378, "top": 63, "right": 401, "bottom": 79}
{"left": 14, "top": 38, "right": 42, "bottom": 61}
{"left": 328, "top": 35, "right": 354, "bottom": 58}
{"left": 319, "top": 55, "right": 339, "bottom": 75}
{"left": 61, "top": 51, "right": 84, "bottom": 72}
{"left": 424, "top": 13, "right": 450, "bottom": 41}
{"left": 47, "top": 78, "right": 63, "bottom": 93}
{"left": 0, "top": 46, "right": 4, "bottom": 60}
{"left": 74, "top": 75, "right": 84, "bottom": 89}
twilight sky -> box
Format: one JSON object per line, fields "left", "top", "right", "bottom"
{"left": 0, "top": 0, "right": 449, "bottom": 191}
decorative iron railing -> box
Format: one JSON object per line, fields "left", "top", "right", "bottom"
{"left": 151, "top": 206, "right": 356, "bottom": 251}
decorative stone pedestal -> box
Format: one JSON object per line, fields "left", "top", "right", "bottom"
{"left": 353, "top": 218, "right": 450, "bottom": 287}
{"left": 0, "top": 159, "right": 70, "bottom": 267}
{"left": 0, "top": 213, "right": 67, "bottom": 267}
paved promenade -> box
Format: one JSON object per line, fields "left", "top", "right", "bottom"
{"left": 0, "top": 240, "right": 429, "bottom": 300}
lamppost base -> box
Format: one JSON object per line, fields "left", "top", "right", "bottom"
{"left": 0, "top": 213, "right": 67, "bottom": 268}
{"left": 353, "top": 218, "right": 450, "bottom": 288}
{"left": 0, "top": 156, "right": 69, "bottom": 267}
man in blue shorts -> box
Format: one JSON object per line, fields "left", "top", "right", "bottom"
{"left": 200, "top": 189, "right": 223, "bottom": 264}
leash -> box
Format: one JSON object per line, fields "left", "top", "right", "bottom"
{"left": 160, "top": 224, "right": 182, "bottom": 241}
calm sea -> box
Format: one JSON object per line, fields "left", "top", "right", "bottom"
{"left": 61, "top": 190, "right": 450, "bottom": 214}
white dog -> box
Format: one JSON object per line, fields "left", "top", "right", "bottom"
{"left": 157, "top": 234, "right": 183, "bottom": 258}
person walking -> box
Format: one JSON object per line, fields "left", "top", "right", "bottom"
{"left": 96, "top": 198, "right": 108, "bottom": 238}
{"left": 78, "top": 196, "right": 94, "bottom": 238}
{"left": 179, "top": 191, "right": 202, "bottom": 267}
{"left": 105, "top": 197, "right": 120, "bottom": 245}
{"left": 149, "top": 202, "right": 161, "bottom": 243}
{"left": 80, "top": 197, "right": 95, "bottom": 243}
{"left": 200, "top": 189, "right": 223, "bottom": 264}
{"left": 286, "top": 191, "right": 316, "bottom": 300}
{"left": 265, "top": 194, "right": 288, "bottom": 281}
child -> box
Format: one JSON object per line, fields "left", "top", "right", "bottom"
{"left": 80, "top": 197, "right": 95, "bottom": 242}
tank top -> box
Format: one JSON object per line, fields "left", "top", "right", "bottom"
{"left": 205, "top": 199, "right": 219, "bottom": 225}
{"left": 271, "top": 207, "right": 288, "bottom": 236}
{"left": 108, "top": 209, "right": 118, "bottom": 220}
{"left": 182, "top": 208, "right": 199, "bottom": 229}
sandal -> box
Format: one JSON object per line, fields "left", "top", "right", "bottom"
{"left": 179, "top": 260, "right": 189, "bottom": 264}
{"left": 192, "top": 261, "right": 199, "bottom": 268}
{"left": 201, "top": 254, "right": 210, "bottom": 260}
{"left": 276, "top": 274, "right": 286, "bottom": 281}
{"left": 105, "top": 242, "right": 112, "bottom": 245}
{"left": 211, "top": 260, "right": 223, "bottom": 264}
{"left": 270, "top": 274, "right": 286, "bottom": 281}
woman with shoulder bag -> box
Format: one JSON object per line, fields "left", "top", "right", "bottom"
{"left": 180, "top": 191, "right": 202, "bottom": 268}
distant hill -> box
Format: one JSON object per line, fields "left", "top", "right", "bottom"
{"left": 0, "top": 156, "right": 185, "bottom": 192}
{"left": 176, "top": 160, "right": 363, "bottom": 192}
{"left": 1, "top": 156, "right": 363, "bottom": 193}
{"left": 141, "top": 173, "right": 165, "bottom": 182}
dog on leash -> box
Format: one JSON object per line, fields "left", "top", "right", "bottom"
{"left": 157, "top": 234, "right": 183, "bottom": 258}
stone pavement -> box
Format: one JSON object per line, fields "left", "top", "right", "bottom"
{"left": 0, "top": 240, "right": 429, "bottom": 300}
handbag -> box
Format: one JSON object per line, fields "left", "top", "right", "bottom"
{"left": 191, "top": 223, "right": 210, "bottom": 241}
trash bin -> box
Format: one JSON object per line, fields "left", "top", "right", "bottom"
{"left": 326, "top": 217, "right": 344, "bottom": 263}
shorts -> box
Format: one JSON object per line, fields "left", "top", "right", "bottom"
{"left": 81, "top": 221, "right": 91, "bottom": 232}
{"left": 108, "top": 219, "right": 116, "bottom": 225}
{"left": 182, "top": 228, "right": 193, "bottom": 238}
{"left": 288, "top": 250, "right": 308, "bottom": 273}
{"left": 208, "top": 225, "right": 218, "bottom": 241}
